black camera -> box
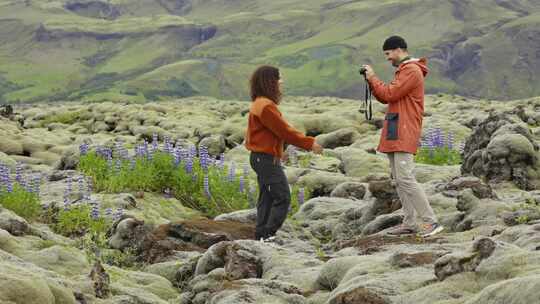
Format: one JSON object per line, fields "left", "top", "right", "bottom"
{"left": 358, "top": 67, "right": 367, "bottom": 76}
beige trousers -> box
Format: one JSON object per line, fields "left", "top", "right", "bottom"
{"left": 388, "top": 152, "right": 437, "bottom": 228}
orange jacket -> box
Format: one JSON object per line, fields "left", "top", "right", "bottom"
{"left": 245, "top": 97, "right": 315, "bottom": 159}
{"left": 368, "top": 58, "right": 429, "bottom": 154}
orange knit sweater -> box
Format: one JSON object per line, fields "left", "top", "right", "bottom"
{"left": 245, "top": 97, "right": 315, "bottom": 159}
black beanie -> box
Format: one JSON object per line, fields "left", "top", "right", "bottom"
{"left": 382, "top": 35, "right": 407, "bottom": 51}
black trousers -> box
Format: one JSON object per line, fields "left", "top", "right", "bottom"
{"left": 249, "top": 152, "right": 291, "bottom": 240}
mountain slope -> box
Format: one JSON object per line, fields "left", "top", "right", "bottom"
{"left": 0, "top": 0, "right": 539, "bottom": 102}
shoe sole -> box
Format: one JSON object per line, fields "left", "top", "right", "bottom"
{"left": 421, "top": 226, "right": 444, "bottom": 238}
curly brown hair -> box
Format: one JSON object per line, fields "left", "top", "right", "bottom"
{"left": 249, "top": 65, "right": 282, "bottom": 104}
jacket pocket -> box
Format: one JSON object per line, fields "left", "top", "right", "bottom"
{"left": 385, "top": 113, "right": 399, "bottom": 140}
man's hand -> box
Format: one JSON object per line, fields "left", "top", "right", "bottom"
{"left": 362, "top": 65, "right": 375, "bottom": 80}
{"left": 312, "top": 142, "right": 324, "bottom": 155}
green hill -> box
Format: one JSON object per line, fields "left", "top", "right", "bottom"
{"left": 0, "top": 0, "right": 539, "bottom": 103}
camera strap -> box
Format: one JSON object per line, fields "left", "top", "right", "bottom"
{"left": 364, "top": 76, "right": 372, "bottom": 120}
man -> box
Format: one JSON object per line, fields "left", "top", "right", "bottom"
{"left": 362, "top": 35, "right": 443, "bottom": 237}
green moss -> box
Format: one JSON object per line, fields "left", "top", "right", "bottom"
{"left": 40, "top": 111, "right": 81, "bottom": 126}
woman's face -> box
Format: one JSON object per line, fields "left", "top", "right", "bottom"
{"left": 278, "top": 77, "right": 284, "bottom": 93}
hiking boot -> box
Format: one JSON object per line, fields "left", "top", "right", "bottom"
{"left": 420, "top": 223, "right": 444, "bottom": 238}
{"left": 386, "top": 224, "right": 417, "bottom": 236}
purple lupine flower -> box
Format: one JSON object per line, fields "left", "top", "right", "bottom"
{"left": 104, "top": 208, "right": 113, "bottom": 217}
{"left": 424, "top": 129, "right": 436, "bottom": 157}
{"left": 164, "top": 137, "right": 171, "bottom": 154}
{"left": 143, "top": 139, "right": 149, "bottom": 156}
{"left": 67, "top": 175, "right": 73, "bottom": 192}
{"left": 424, "top": 128, "right": 432, "bottom": 148}
{"left": 428, "top": 128, "right": 436, "bottom": 147}
{"left": 0, "top": 164, "right": 7, "bottom": 187}
{"left": 173, "top": 148, "right": 181, "bottom": 167}
{"left": 434, "top": 127, "right": 445, "bottom": 148}
{"left": 79, "top": 143, "right": 89, "bottom": 156}
{"left": 189, "top": 146, "right": 197, "bottom": 159}
{"left": 200, "top": 146, "right": 209, "bottom": 173}
{"left": 90, "top": 205, "right": 100, "bottom": 220}
{"left": 95, "top": 146, "right": 102, "bottom": 157}
{"left": 152, "top": 133, "right": 159, "bottom": 151}
{"left": 6, "top": 177, "right": 12, "bottom": 193}
{"left": 458, "top": 141, "right": 466, "bottom": 154}
{"left": 78, "top": 176, "right": 84, "bottom": 194}
{"left": 15, "top": 162, "right": 23, "bottom": 185}
{"left": 114, "top": 140, "right": 122, "bottom": 157}
{"left": 180, "top": 147, "right": 188, "bottom": 163}
{"left": 114, "top": 139, "right": 128, "bottom": 159}
{"left": 203, "top": 174, "right": 211, "bottom": 198}
{"left": 228, "top": 162, "right": 236, "bottom": 182}
{"left": 185, "top": 155, "right": 193, "bottom": 173}
{"left": 298, "top": 188, "right": 305, "bottom": 205}
{"left": 98, "top": 146, "right": 111, "bottom": 159}
{"left": 100, "top": 147, "right": 112, "bottom": 160}
{"left": 113, "top": 208, "right": 124, "bottom": 221}
{"left": 33, "top": 174, "right": 41, "bottom": 195}
{"left": 1, "top": 165, "right": 12, "bottom": 192}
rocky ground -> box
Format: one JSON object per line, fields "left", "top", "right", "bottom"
{"left": 0, "top": 94, "right": 540, "bottom": 304}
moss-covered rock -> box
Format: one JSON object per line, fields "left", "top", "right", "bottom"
{"left": 337, "top": 148, "right": 389, "bottom": 178}
{"left": 0, "top": 138, "right": 24, "bottom": 155}
{"left": 108, "top": 266, "right": 180, "bottom": 301}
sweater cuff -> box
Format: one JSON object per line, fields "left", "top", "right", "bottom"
{"left": 301, "top": 137, "right": 316, "bottom": 151}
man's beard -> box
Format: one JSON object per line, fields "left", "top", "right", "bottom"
{"left": 392, "top": 59, "right": 400, "bottom": 67}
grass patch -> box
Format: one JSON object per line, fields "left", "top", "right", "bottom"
{"left": 415, "top": 147, "right": 462, "bottom": 166}
{"left": 78, "top": 138, "right": 310, "bottom": 218}
{"left": 415, "top": 128, "right": 463, "bottom": 165}
{"left": 0, "top": 184, "right": 41, "bottom": 221}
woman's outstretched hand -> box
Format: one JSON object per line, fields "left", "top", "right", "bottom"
{"left": 312, "top": 142, "right": 324, "bottom": 154}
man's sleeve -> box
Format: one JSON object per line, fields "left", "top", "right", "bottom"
{"left": 258, "top": 105, "right": 315, "bottom": 151}
{"left": 368, "top": 65, "right": 421, "bottom": 104}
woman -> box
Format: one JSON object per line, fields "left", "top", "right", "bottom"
{"left": 245, "top": 65, "right": 323, "bottom": 241}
